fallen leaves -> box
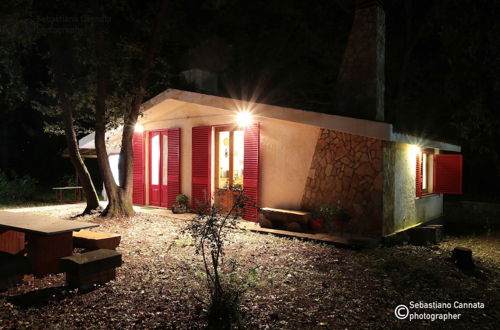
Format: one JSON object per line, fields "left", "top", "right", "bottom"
{"left": 0, "top": 205, "right": 498, "bottom": 329}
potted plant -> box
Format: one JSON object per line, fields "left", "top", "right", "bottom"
{"left": 172, "top": 194, "right": 189, "bottom": 214}
{"left": 319, "top": 202, "right": 351, "bottom": 235}
{"left": 310, "top": 215, "right": 325, "bottom": 233}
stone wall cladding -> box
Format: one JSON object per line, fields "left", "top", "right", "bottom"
{"left": 301, "top": 128, "right": 383, "bottom": 237}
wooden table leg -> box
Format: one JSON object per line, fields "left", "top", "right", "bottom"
{"left": 26, "top": 232, "right": 73, "bottom": 276}
{"left": 0, "top": 229, "right": 25, "bottom": 254}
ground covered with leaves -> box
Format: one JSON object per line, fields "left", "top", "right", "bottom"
{"left": 1, "top": 205, "right": 498, "bottom": 329}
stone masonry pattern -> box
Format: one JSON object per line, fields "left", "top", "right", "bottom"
{"left": 301, "top": 129, "right": 383, "bottom": 236}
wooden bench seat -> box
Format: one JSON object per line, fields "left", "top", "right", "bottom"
{"left": 73, "top": 230, "right": 121, "bottom": 250}
{"left": 0, "top": 251, "right": 32, "bottom": 291}
{"left": 59, "top": 249, "right": 122, "bottom": 290}
{"left": 259, "top": 207, "right": 312, "bottom": 232}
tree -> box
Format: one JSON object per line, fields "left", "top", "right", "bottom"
{"left": 47, "top": 37, "right": 101, "bottom": 214}
{"left": 93, "top": 0, "right": 169, "bottom": 216}
{"left": 26, "top": 1, "right": 103, "bottom": 214}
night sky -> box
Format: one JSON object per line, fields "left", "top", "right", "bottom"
{"left": 0, "top": 0, "right": 498, "bottom": 198}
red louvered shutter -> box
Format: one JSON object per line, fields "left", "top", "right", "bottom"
{"left": 132, "top": 131, "right": 145, "bottom": 205}
{"left": 415, "top": 152, "right": 422, "bottom": 198}
{"left": 243, "top": 123, "right": 260, "bottom": 221}
{"left": 167, "top": 128, "right": 181, "bottom": 208}
{"left": 433, "top": 154, "right": 463, "bottom": 194}
{"left": 192, "top": 126, "right": 211, "bottom": 210}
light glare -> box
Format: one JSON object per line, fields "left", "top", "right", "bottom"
{"left": 236, "top": 111, "right": 252, "bottom": 128}
{"left": 409, "top": 145, "right": 421, "bottom": 156}
{"left": 134, "top": 123, "right": 144, "bottom": 132}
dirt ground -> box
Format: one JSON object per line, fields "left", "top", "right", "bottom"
{"left": 1, "top": 205, "right": 498, "bottom": 329}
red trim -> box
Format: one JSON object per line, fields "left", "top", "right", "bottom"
{"left": 416, "top": 152, "right": 422, "bottom": 198}
{"left": 243, "top": 123, "right": 260, "bottom": 221}
{"left": 132, "top": 131, "right": 145, "bottom": 205}
{"left": 433, "top": 154, "right": 463, "bottom": 194}
{"left": 167, "top": 128, "right": 181, "bottom": 208}
{"left": 149, "top": 130, "right": 162, "bottom": 206}
{"left": 192, "top": 126, "right": 212, "bottom": 210}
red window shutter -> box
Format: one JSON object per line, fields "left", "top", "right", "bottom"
{"left": 167, "top": 128, "right": 181, "bottom": 208}
{"left": 433, "top": 154, "right": 463, "bottom": 194}
{"left": 192, "top": 126, "right": 211, "bottom": 210}
{"left": 416, "top": 152, "right": 422, "bottom": 198}
{"left": 132, "top": 131, "right": 145, "bottom": 205}
{"left": 243, "top": 123, "right": 260, "bottom": 221}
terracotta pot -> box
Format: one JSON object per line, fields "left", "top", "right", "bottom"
{"left": 333, "top": 217, "right": 347, "bottom": 231}
{"left": 311, "top": 217, "right": 325, "bottom": 233}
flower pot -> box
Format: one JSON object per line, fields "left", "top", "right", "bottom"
{"left": 310, "top": 217, "right": 325, "bottom": 233}
{"left": 333, "top": 217, "right": 348, "bottom": 234}
{"left": 172, "top": 204, "right": 188, "bottom": 214}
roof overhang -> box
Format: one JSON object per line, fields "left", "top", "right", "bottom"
{"left": 390, "top": 132, "right": 461, "bottom": 152}
{"left": 76, "top": 88, "right": 461, "bottom": 153}
{"left": 141, "top": 89, "right": 394, "bottom": 140}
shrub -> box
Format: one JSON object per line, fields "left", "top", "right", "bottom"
{"left": 0, "top": 170, "right": 38, "bottom": 202}
{"left": 176, "top": 194, "right": 189, "bottom": 206}
{"left": 186, "top": 191, "right": 250, "bottom": 329}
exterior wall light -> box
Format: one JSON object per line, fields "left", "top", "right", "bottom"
{"left": 134, "top": 123, "right": 144, "bottom": 132}
{"left": 236, "top": 111, "right": 253, "bottom": 128}
{"left": 409, "top": 144, "right": 421, "bottom": 156}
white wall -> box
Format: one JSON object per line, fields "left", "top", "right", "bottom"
{"left": 383, "top": 142, "right": 444, "bottom": 235}
{"left": 140, "top": 102, "right": 319, "bottom": 209}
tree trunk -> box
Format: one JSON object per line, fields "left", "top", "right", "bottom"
{"left": 93, "top": 0, "right": 167, "bottom": 218}
{"left": 61, "top": 107, "right": 100, "bottom": 214}
{"left": 49, "top": 37, "right": 100, "bottom": 215}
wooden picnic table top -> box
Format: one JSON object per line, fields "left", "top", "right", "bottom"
{"left": 52, "top": 186, "right": 83, "bottom": 190}
{"left": 0, "top": 211, "right": 98, "bottom": 236}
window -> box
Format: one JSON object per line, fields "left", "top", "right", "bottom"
{"left": 417, "top": 148, "right": 435, "bottom": 196}
{"left": 215, "top": 126, "right": 244, "bottom": 189}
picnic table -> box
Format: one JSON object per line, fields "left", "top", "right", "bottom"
{"left": 52, "top": 186, "right": 83, "bottom": 202}
{"left": 0, "top": 211, "right": 98, "bottom": 276}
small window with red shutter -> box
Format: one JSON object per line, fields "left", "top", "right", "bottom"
{"left": 433, "top": 154, "right": 463, "bottom": 194}
{"left": 416, "top": 150, "right": 462, "bottom": 197}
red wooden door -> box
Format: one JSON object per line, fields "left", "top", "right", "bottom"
{"left": 160, "top": 131, "right": 169, "bottom": 207}
{"left": 148, "top": 129, "right": 181, "bottom": 208}
{"left": 149, "top": 131, "right": 162, "bottom": 206}
{"left": 243, "top": 123, "right": 260, "bottom": 221}
{"left": 192, "top": 126, "right": 212, "bottom": 210}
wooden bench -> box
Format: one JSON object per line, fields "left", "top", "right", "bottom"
{"left": 73, "top": 230, "right": 121, "bottom": 250}
{"left": 59, "top": 249, "right": 122, "bottom": 290}
{"left": 0, "top": 251, "right": 32, "bottom": 291}
{"left": 259, "top": 207, "right": 312, "bottom": 232}
{"left": 52, "top": 186, "right": 83, "bottom": 203}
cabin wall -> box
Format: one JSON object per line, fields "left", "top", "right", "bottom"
{"left": 301, "top": 128, "right": 384, "bottom": 237}
{"left": 141, "top": 103, "right": 319, "bottom": 210}
{"left": 382, "top": 142, "right": 443, "bottom": 235}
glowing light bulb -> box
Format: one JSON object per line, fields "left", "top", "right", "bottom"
{"left": 236, "top": 111, "right": 252, "bottom": 128}
{"left": 134, "top": 123, "right": 144, "bottom": 132}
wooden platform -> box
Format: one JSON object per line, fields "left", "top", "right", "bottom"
{"left": 236, "top": 221, "right": 379, "bottom": 248}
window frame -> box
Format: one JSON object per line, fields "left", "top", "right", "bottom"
{"left": 214, "top": 125, "right": 244, "bottom": 190}
{"left": 421, "top": 148, "right": 434, "bottom": 196}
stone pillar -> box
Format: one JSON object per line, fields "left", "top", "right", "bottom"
{"left": 335, "top": 0, "right": 385, "bottom": 122}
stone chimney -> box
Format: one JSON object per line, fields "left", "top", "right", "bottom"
{"left": 335, "top": 0, "right": 385, "bottom": 121}
{"left": 180, "top": 68, "right": 218, "bottom": 94}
